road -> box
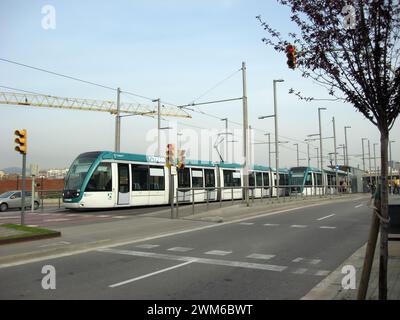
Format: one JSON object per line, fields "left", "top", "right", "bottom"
{"left": 0, "top": 196, "right": 370, "bottom": 299}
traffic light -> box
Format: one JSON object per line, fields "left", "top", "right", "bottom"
{"left": 166, "top": 143, "right": 175, "bottom": 167}
{"left": 286, "top": 44, "right": 297, "bottom": 69}
{"left": 177, "top": 150, "right": 186, "bottom": 169}
{"left": 14, "top": 129, "right": 27, "bottom": 154}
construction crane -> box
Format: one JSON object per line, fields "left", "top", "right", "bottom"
{"left": 0, "top": 91, "right": 191, "bottom": 118}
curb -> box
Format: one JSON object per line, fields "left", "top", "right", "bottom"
{"left": 0, "top": 231, "right": 61, "bottom": 246}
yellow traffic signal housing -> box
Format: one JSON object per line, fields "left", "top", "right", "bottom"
{"left": 286, "top": 44, "right": 297, "bottom": 69}
{"left": 15, "top": 129, "right": 27, "bottom": 154}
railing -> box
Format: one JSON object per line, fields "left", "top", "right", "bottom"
{"left": 36, "top": 189, "right": 64, "bottom": 211}
{"left": 171, "top": 184, "right": 350, "bottom": 218}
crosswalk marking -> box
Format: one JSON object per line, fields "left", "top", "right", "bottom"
{"left": 204, "top": 250, "right": 232, "bottom": 256}
{"left": 246, "top": 253, "right": 275, "bottom": 260}
{"left": 167, "top": 247, "right": 194, "bottom": 252}
{"left": 135, "top": 244, "right": 160, "bottom": 249}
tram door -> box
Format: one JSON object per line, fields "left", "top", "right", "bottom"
{"left": 118, "top": 163, "right": 130, "bottom": 205}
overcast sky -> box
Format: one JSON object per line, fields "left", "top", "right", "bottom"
{"left": 0, "top": 0, "right": 398, "bottom": 170}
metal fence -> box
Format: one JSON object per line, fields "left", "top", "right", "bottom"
{"left": 172, "top": 185, "right": 350, "bottom": 218}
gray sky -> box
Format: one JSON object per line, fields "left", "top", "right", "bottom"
{"left": 0, "top": 0, "right": 398, "bottom": 171}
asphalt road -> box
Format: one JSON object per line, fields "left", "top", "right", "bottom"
{"left": 0, "top": 196, "right": 371, "bottom": 299}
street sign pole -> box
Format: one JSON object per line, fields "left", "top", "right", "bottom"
{"left": 21, "top": 153, "right": 26, "bottom": 225}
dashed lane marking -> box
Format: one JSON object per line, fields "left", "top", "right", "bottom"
{"left": 319, "top": 226, "right": 336, "bottom": 229}
{"left": 113, "top": 216, "right": 128, "bottom": 219}
{"left": 204, "top": 250, "right": 232, "bottom": 256}
{"left": 238, "top": 222, "right": 254, "bottom": 225}
{"left": 98, "top": 215, "right": 111, "bottom": 218}
{"left": 264, "top": 223, "right": 280, "bottom": 227}
{"left": 246, "top": 253, "right": 275, "bottom": 260}
{"left": 292, "top": 268, "right": 308, "bottom": 274}
{"left": 167, "top": 247, "right": 194, "bottom": 252}
{"left": 290, "top": 225, "right": 307, "bottom": 228}
{"left": 317, "top": 214, "right": 335, "bottom": 221}
{"left": 292, "top": 257, "right": 321, "bottom": 265}
{"left": 135, "top": 244, "right": 160, "bottom": 249}
{"left": 355, "top": 204, "right": 363, "bottom": 208}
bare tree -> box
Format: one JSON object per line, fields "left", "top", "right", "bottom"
{"left": 257, "top": 0, "right": 400, "bottom": 299}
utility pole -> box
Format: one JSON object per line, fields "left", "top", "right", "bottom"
{"left": 318, "top": 108, "right": 327, "bottom": 194}
{"left": 362, "top": 138, "right": 367, "bottom": 172}
{"left": 368, "top": 140, "right": 372, "bottom": 185}
{"left": 344, "top": 126, "right": 351, "bottom": 166}
{"left": 115, "top": 87, "right": 121, "bottom": 152}
{"left": 333, "top": 117, "right": 338, "bottom": 193}
{"left": 242, "top": 62, "right": 249, "bottom": 206}
{"left": 221, "top": 118, "right": 228, "bottom": 162}
{"left": 155, "top": 98, "right": 161, "bottom": 157}
{"left": 265, "top": 133, "right": 271, "bottom": 168}
{"left": 273, "top": 79, "right": 284, "bottom": 199}
{"left": 307, "top": 142, "right": 310, "bottom": 167}
{"left": 315, "top": 147, "right": 319, "bottom": 168}
{"left": 294, "top": 143, "right": 299, "bottom": 166}
{"left": 389, "top": 140, "right": 395, "bottom": 194}
{"left": 373, "top": 143, "right": 378, "bottom": 184}
{"left": 249, "top": 125, "right": 253, "bottom": 167}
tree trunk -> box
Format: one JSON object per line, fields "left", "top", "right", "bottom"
{"left": 379, "top": 128, "right": 389, "bottom": 300}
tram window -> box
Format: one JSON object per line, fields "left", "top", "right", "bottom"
{"left": 263, "top": 173, "right": 270, "bottom": 186}
{"left": 316, "top": 173, "right": 322, "bottom": 186}
{"left": 280, "top": 174, "right": 288, "bottom": 186}
{"left": 223, "top": 170, "right": 241, "bottom": 187}
{"left": 178, "top": 168, "right": 191, "bottom": 188}
{"left": 149, "top": 166, "right": 165, "bottom": 190}
{"left": 192, "top": 169, "right": 204, "bottom": 188}
{"left": 305, "top": 173, "right": 312, "bottom": 185}
{"left": 256, "top": 172, "right": 263, "bottom": 187}
{"left": 86, "top": 162, "right": 112, "bottom": 192}
{"left": 204, "top": 169, "right": 215, "bottom": 188}
{"left": 132, "top": 165, "right": 149, "bottom": 190}
{"left": 249, "top": 172, "right": 255, "bottom": 187}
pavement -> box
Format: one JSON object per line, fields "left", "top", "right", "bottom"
{"left": 1, "top": 193, "right": 389, "bottom": 300}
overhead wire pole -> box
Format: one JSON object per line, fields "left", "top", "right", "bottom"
{"left": 273, "top": 79, "right": 284, "bottom": 199}
{"left": 333, "top": 117, "right": 339, "bottom": 193}
{"left": 318, "top": 108, "right": 327, "bottom": 194}
{"left": 242, "top": 62, "right": 249, "bottom": 207}
{"left": 115, "top": 87, "right": 121, "bottom": 152}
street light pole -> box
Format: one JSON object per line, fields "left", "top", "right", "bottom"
{"left": 368, "top": 139, "right": 372, "bottom": 185}
{"left": 332, "top": 117, "right": 339, "bottom": 193}
{"left": 273, "top": 79, "right": 284, "bottom": 199}
{"left": 362, "top": 138, "right": 368, "bottom": 172}
{"left": 344, "top": 126, "right": 351, "bottom": 166}
{"left": 373, "top": 143, "right": 378, "bottom": 183}
{"left": 265, "top": 133, "right": 271, "bottom": 168}
{"left": 294, "top": 143, "right": 299, "bottom": 166}
{"left": 242, "top": 62, "right": 249, "bottom": 206}
{"left": 307, "top": 142, "right": 310, "bottom": 167}
{"left": 318, "top": 107, "right": 327, "bottom": 194}
{"left": 221, "top": 118, "right": 228, "bottom": 162}
{"left": 315, "top": 147, "right": 319, "bottom": 168}
{"left": 115, "top": 87, "right": 121, "bottom": 152}
{"left": 389, "top": 140, "right": 395, "bottom": 194}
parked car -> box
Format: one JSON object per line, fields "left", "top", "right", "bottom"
{"left": 0, "top": 190, "right": 39, "bottom": 212}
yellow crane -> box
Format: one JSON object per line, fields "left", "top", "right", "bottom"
{"left": 0, "top": 91, "right": 191, "bottom": 118}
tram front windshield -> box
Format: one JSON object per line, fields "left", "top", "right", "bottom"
{"left": 64, "top": 152, "right": 100, "bottom": 191}
{"left": 290, "top": 168, "right": 306, "bottom": 186}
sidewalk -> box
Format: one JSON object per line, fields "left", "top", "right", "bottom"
{"left": 303, "top": 236, "right": 400, "bottom": 300}
{"left": 0, "top": 193, "right": 368, "bottom": 269}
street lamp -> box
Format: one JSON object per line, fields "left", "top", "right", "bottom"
{"left": 389, "top": 140, "right": 395, "bottom": 194}
{"left": 318, "top": 107, "right": 327, "bottom": 194}
{"left": 344, "top": 126, "right": 351, "bottom": 166}
{"left": 221, "top": 118, "right": 229, "bottom": 161}
{"left": 294, "top": 143, "right": 299, "bottom": 166}
{"left": 362, "top": 138, "right": 368, "bottom": 172}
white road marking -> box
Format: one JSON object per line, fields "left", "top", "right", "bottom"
{"left": 309, "top": 259, "right": 322, "bottom": 265}
{"left": 113, "top": 216, "right": 128, "bottom": 219}
{"left": 98, "top": 248, "right": 288, "bottom": 273}
{"left": 317, "top": 214, "right": 335, "bottom": 221}
{"left": 319, "top": 226, "right": 336, "bottom": 229}
{"left": 292, "top": 257, "right": 304, "bottom": 263}
{"left": 264, "top": 223, "right": 280, "bottom": 227}
{"left": 246, "top": 253, "right": 275, "bottom": 260}
{"left": 315, "top": 270, "right": 330, "bottom": 276}
{"left": 238, "top": 222, "right": 254, "bottom": 225}
{"left": 97, "top": 215, "right": 111, "bottom": 218}
{"left": 39, "top": 241, "right": 71, "bottom": 248}
{"left": 167, "top": 247, "right": 194, "bottom": 252}
{"left": 43, "top": 218, "right": 70, "bottom": 222}
{"left": 66, "top": 214, "right": 79, "bottom": 217}
{"left": 292, "top": 268, "right": 308, "bottom": 274}
{"left": 204, "top": 250, "right": 232, "bottom": 256}
{"left": 355, "top": 204, "right": 363, "bottom": 208}
{"left": 291, "top": 225, "right": 307, "bottom": 228}
{"left": 135, "top": 244, "right": 160, "bottom": 249}
{"left": 0, "top": 199, "right": 358, "bottom": 269}
{"left": 38, "top": 213, "right": 51, "bottom": 216}
{"left": 109, "top": 260, "right": 196, "bottom": 288}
